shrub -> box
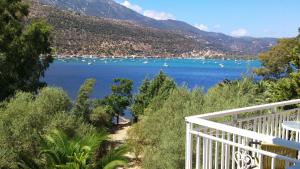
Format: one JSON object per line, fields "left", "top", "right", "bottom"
{"left": 129, "top": 78, "right": 262, "bottom": 169}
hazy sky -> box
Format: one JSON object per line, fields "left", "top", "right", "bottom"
{"left": 116, "top": 0, "right": 299, "bottom": 38}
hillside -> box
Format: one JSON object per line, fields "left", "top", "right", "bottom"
{"left": 36, "top": 0, "right": 277, "bottom": 55}
{"left": 27, "top": 1, "right": 225, "bottom": 57}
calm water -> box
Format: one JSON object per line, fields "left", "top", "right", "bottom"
{"left": 44, "top": 57, "right": 261, "bottom": 99}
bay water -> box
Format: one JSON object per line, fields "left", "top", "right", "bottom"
{"left": 44, "top": 57, "right": 261, "bottom": 99}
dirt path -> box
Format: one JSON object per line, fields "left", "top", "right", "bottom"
{"left": 109, "top": 117, "right": 141, "bottom": 169}
{"left": 109, "top": 125, "right": 131, "bottom": 143}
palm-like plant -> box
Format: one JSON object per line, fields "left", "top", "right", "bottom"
{"left": 41, "top": 130, "right": 102, "bottom": 168}
{"left": 95, "top": 146, "right": 128, "bottom": 169}
{"left": 19, "top": 130, "right": 128, "bottom": 169}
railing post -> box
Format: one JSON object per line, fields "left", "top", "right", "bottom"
{"left": 196, "top": 135, "right": 201, "bottom": 169}
{"left": 185, "top": 122, "right": 193, "bottom": 169}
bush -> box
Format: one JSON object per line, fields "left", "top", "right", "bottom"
{"left": 0, "top": 87, "right": 95, "bottom": 168}
{"left": 89, "top": 105, "right": 114, "bottom": 128}
{"left": 128, "top": 78, "right": 262, "bottom": 169}
{"left": 34, "top": 87, "right": 71, "bottom": 115}
{"left": 131, "top": 72, "right": 176, "bottom": 121}
{"left": 261, "top": 72, "right": 300, "bottom": 102}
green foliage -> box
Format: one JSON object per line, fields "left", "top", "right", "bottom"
{"left": 131, "top": 72, "right": 176, "bottom": 121}
{"left": 46, "top": 112, "right": 94, "bottom": 139}
{"left": 89, "top": 105, "right": 114, "bottom": 128}
{"left": 130, "top": 78, "right": 150, "bottom": 121}
{"left": 104, "top": 78, "right": 133, "bottom": 124}
{"left": 126, "top": 121, "right": 146, "bottom": 159}
{"left": 128, "top": 78, "right": 261, "bottom": 169}
{"left": 35, "top": 87, "right": 71, "bottom": 115}
{"left": 18, "top": 129, "right": 128, "bottom": 169}
{"left": 260, "top": 72, "right": 300, "bottom": 102}
{"left": 0, "top": 75, "right": 131, "bottom": 168}
{"left": 0, "top": 92, "right": 45, "bottom": 167}
{"left": 95, "top": 146, "right": 128, "bottom": 169}
{"left": 252, "top": 29, "right": 300, "bottom": 101}
{"left": 0, "top": 87, "right": 95, "bottom": 168}
{"left": 0, "top": 0, "right": 53, "bottom": 100}
{"left": 72, "top": 79, "right": 117, "bottom": 129}
{"left": 73, "top": 79, "right": 96, "bottom": 120}
{"left": 205, "top": 77, "right": 262, "bottom": 111}
{"left": 137, "top": 88, "right": 205, "bottom": 169}
{"left": 39, "top": 130, "right": 104, "bottom": 168}
{"left": 254, "top": 31, "right": 300, "bottom": 79}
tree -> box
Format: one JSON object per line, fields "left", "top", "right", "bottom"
{"left": 261, "top": 72, "right": 300, "bottom": 102}
{"left": 73, "top": 79, "right": 96, "bottom": 120}
{"left": 104, "top": 78, "right": 132, "bottom": 124}
{"left": 0, "top": 87, "right": 97, "bottom": 168}
{"left": 131, "top": 72, "right": 176, "bottom": 122}
{"left": 89, "top": 105, "right": 114, "bottom": 128}
{"left": 253, "top": 29, "right": 300, "bottom": 79}
{"left": 130, "top": 77, "right": 150, "bottom": 122}
{"left": 0, "top": 0, "right": 53, "bottom": 100}
{"left": 129, "top": 79, "right": 261, "bottom": 169}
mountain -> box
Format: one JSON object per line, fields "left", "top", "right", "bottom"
{"left": 28, "top": 1, "right": 224, "bottom": 57}
{"left": 28, "top": 0, "right": 277, "bottom": 56}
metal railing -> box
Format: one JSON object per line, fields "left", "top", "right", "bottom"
{"left": 185, "top": 99, "right": 300, "bottom": 169}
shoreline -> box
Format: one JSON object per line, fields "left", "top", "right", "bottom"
{"left": 54, "top": 54, "right": 257, "bottom": 60}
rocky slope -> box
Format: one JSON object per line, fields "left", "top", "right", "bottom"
{"left": 36, "top": 0, "right": 277, "bottom": 55}
{"left": 27, "top": 1, "right": 225, "bottom": 57}
{"left": 26, "top": 0, "right": 276, "bottom": 57}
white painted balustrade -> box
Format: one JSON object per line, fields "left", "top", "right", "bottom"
{"left": 185, "top": 99, "right": 300, "bottom": 169}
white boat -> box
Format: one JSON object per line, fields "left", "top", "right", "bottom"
{"left": 88, "top": 62, "right": 92, "bottom": 65}
{"left": 163, "top": 63, "right": 169, "bottom": 67}
{"left": 143, "top": 61, "right": 148, "bottom": 64}
{"left": 219, "top": 63, "right": 224, "bottom": 68}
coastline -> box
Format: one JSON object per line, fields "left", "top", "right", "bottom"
{"left": 54, "top": 54, "right": 257, "bottom": 60}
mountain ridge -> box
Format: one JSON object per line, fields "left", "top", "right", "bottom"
{"left": 28, "top": 0, "right": 277, "bottom": 56}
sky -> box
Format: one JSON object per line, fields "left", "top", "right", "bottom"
{"left": 115, "top": 0, "right": 300, "bottom": 38}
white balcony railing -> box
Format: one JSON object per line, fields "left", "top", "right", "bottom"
{"left": 185, "top": 99, "right": 300, "bottom": 169}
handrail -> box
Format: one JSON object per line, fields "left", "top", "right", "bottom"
{"left": 190, "top": 130, "right": 300, "bottom": 164}
{"left": 185, "top": 99, "right": 300, "bottom": 169}
{"left": 186, "top": 117, "right": 300, "bottom": 150}
{"left": 187, "top": 99, "right": 300, "bottom": 119}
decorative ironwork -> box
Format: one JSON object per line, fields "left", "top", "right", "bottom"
{"left": 234, "top": 150, "right": 253, "bottom": 169}
{"left": 243, "top": 120, "right": 254, "bottom": 131}
{"left": 289, "top": 111, "right": 298, "bottom": 121}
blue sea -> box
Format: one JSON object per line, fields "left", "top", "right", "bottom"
{"left": 44, "top": 57, "right": 261, "bottom": 99}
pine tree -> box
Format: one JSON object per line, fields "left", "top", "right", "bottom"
{"left": 0, "top": 0, "right": 53, "bottom": 100}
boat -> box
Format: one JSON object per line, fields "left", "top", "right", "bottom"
{"left": 163, "top": 63, "right": 169, "bottom": 67}
{"left": 88, "top": 62, "right": 92, "bottom": 65}
{"left": 219, "top": 63, "right": 224, "bottom": 68}
{"left": 143, "top": 61, "right": 149, "bottom": 64}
